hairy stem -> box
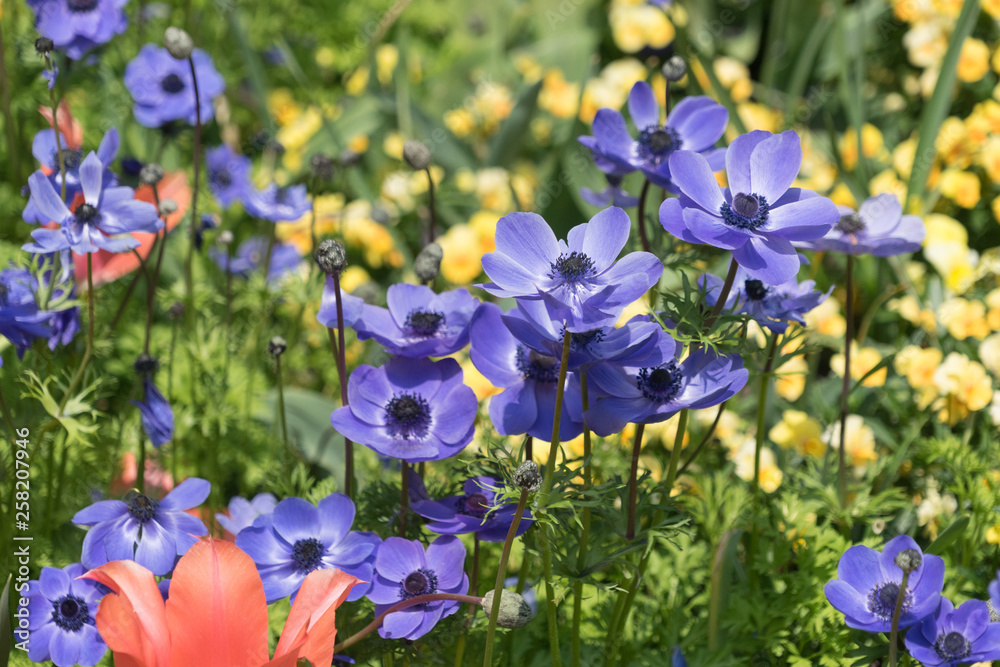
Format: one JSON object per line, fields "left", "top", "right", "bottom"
{"left": 482, "top": 489, "right": 529, "bottom": 666}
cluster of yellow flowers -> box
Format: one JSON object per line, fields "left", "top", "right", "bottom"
{"left": 896, "top": 346, "right": 994, "bottom": 425}
{"left": 443, "top": 80, "right": 516, "bottom": 139}
{"left": 608, "top": 0, "right": 678, "bottom": 54}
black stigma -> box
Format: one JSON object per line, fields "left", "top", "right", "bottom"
{"left": 549, "top": 251, "right": 596, "bottom": 283}
{"left": 836, "top": 212, "right": 866, "bottom": 235}
{"left": 877, "top": 583, "right": 899, "bottom": 610}
{"left": 275, "top": 188, "right": 289, "bottom": 204}
{"left": 568, "top": 328, "right": 605, "bottom": 350}
{"left": 161, "top": 73, "right": 186, "bottom": 94}
{"left": 637, "top": 362, "right": 682, "bottom": 403}
{"left": 126, "top": 492, "right": 157, "bottom": 523}
{"left": 385, "top": 393, "right": 431, "bottom": 439}
{"left": 732, "top": 193, "right": 760, "bottom": 218}
{"left": 214, "top": 170, "right": 232, "bottom": 187}
{"left": 867, "top": 581, "right": 911, "bottom": 621}
{"left": 744, "top": 279, "right": 768, "bottom": 301}
{"left": 75, "top": 203, "right": 99, "bottom": 224}
{"left": 0, "top": 283, "right": 8, "bottom": 305}
{"left": 934, "top": 631, "right": 972, "bottom": 661}
{"left": 638, "top": 125, "right": 683, "bottom": 165}
{"left": 57, "top": 149, "right": 82, "bottom": 171}
{"left": 516, "top": 348, "right": 560, "bottom": 383}
{"left": 461, "top": 492, "right": 490, "bottom": 519}
{"left": 52, "top": 595, "right": 90, "bottom": 631}
{"left": 67, "top": 0, "right": 99, "bottom": 11}
{"left": 399, "top": 568, "right": 438, "bottom": 600}
{"left": 405, "top": 309, "right": 445, "bottom": 337}
{"left": 720, "top": 192, "right": 770, "bottom": 231}
{"left": 291, "top": 537, "right": 325, "bottom": 573}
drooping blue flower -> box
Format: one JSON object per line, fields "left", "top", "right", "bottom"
{"left": 479, "top": 207, "right": 663, "bottom": 332}
{"left": 584, "top": 333, "right": 748, "bottom": 437}
{"left": 124, "top": 44, "right": 225, "bottom": 127}
{"left": 353, "top": 284, "right": 479, "bottom": 358}
{"left": 24, "top": 563, "right": 108, "bottom": 667}
{"left": 316, "top": 276, "right": 365, "bottom": 330}
{"left": 209, "top": 235, "right": 303, "bottom": 284}
{"left": 243, "top": 183, "right": 311, "bottom": 223}
{"left": 330, "top": 356, "right": 478, "bottom": 463}
{"left": 659, "top": 130, "right": 839, "bottom": 284}
{"left": 235, "top": 493, "right": 380, "bottom": 603}
{"left": 215, "top": 492, "right": 277, "bottom": 536}
{"left": 988, "top": 570, "right": 1000, "bottom": 612}
{"left": 23, "top": 127, "right": 119, "bottom": 225}
{"left": 205, "top": 144, "right": 253, "bottom": 208}
{"left": 31, "top": 0, "right": 128, "bottom": 60}
{"left": 824, "top": 534, "right": 944, "bottom": 633}
{"left": 23, "top": 152, "right": 162, "bottom": 255}
{"left": 366, "top": 535, "right": 469, "bottom": 640}
{"left": 798, "top": 193, "right": 926, "bottom": 257}
{"left": 579, "top": 81, "right": 727, "bottom": 189}
{"left": 580, "top": 171, "right": 640, "bottom": 209}
{"left": 410, "top": 472, "right": 533, "bottom": 543}
{"left": 130, "top": 376, "right": 174, "bottom": 447}
{"left": 699, "top": 266, "right": 830, "bottom": 333}
{"left": 904, "top": 598, "right": 1000, "bottom": 666}
{"left": 671, "top": 646, "right": 687, "bottom": 667}
{"left": 72, "top": 477, "right": 210, "bottom": 576}
{"left": 469, "top": 302, "right": 584, "bottom": 441}
{"left": 0, "top": 267, "right": 51, "bottom": 363}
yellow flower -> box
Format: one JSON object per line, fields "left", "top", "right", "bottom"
{"left": 938, "top": 169, "right": 981, "bottom": 208}
{"left": 769, "top": 410, "right": 825, "bottom": 458}
{"left": 979, "top": 333, "right": 1000, "bottom": 376}
{"left": 825, "top": 415, "right": 877, "bottom": 476}
{"left": 375, "top": 44, "right": 398, "bottom": 85}
{"left": 444, "top": 108, "right": 475, "bottom": 138}
{"left": 643, "top": 413, "right": 689, "bottom": 450}
{"left": 472, "top": 168, "right": 515, "bottom": 211}
{"left": 840, "top": 124, "right": 887, "bottom": 171}
{"left": 383, "top": 132, "right": 404, "bottom": 160}
{"left": 805, "top": 298, "right": 847, "bottom": 339}
{"left": 828, "top": 183, "right": 857, "bottom": 208}
{"left": 916, "top": 482, "right": 957, "bottom": 540}
{"left": 937, "top": 298, "right": 990, "bottom": 340}
{"left": 903, "top": 19, "right": 949, "bottom": 68}
{"left": 734, "top": 103, "right": 781, "bottom": 134}
{"left": 923, "top": 213, "right": 974, "bottom": 292}
{"left": 987, "top": 289, "right": 1000, "bottom": 330}
{"left": 610, "top": 4, "right": 674, "bottom": 53}
{"left": 339, "top": 266, "right": 370, "bottom": 293}
{"left": 934, "top": 352, "right": 994, "bottom": 423}
{"left": 831, "top": 344, "right": 887, "bottom": 387}
{"left": 893, "top": 345, "right": 942, "bottom": 390}
{"left": 775, "top": 354, "right": 808, "bottom": 402}
{"left": 979, "top": 137, "right": 1000, "bottom": 184}
{"left": 888, "top": 295, "right": 937, "bottom": 332}
{"left": 577, "top": 59, "right": 646, "bottom": 124}
{"left": 987, "top": 0, "right": 1000, "bottom": 18}
{"left": 438, "top": 225, "right": 482, "bottom": 285}
{"left": 268, "top": 88, "right": 301, "bottom": 127}
{"left": 957, "top": 38, "right": 990, "bottom": 83}
{"left": 514, "top": 53, "right": 544, "bottom": 84}
{"left": 987, "top": 524, "right": 1000, "bottom": 545}
{"left": 539, "top": 69, "right": 580, "bottom": 120}
{"left": 892, "top": 136, "right": 918, "bottom": 180}
{"left": 868, "top": 169, "right": 908, "bottom": 204}
{"left": 315, "top": 46, "right": 335, "bottom": 69}
{"left": 347, "top": 134, "right": 369, "bottom": 154}
{"left": 935, "top": 116, "right": 973, "bottom": 168}
{"left": 459, "top": 356, "right": 499, "bottom": 402}
{"left": 732, "top": 440, "right": 783, "bottom": 493}
{"left": 344, "top": 66, "right": 369, "bottom": 96}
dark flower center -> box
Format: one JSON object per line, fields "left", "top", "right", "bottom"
{"left": 461, "top": 492, "right": 490, "bottom": 519}
{"left": 67, "top": 0, "right": 99, "bottom": 12}
{"left": 934, "top": 631, "right": 972, "bottom": 662}
{"left": 213, "top": 170, "right": 232, "bottom": 188}
{"left": 75, "top": 203, "right": 99, "bottom": 225}
{"left": 400, "top": 568, "right": 438, "bottom": 600}
{"left": 866, "top": 581, "right": 912, "bottom": 621}
{"left": 637, "top": 125, "right": 682, "bottom": 166}
{"left": 835, "top": 212, "right": 866, "bottom": 235}
{"left": 405, "top": 309, "right": 445, "bottom": 337}
{"left": 275, "top": 188, "right": 291, "bottom": 205}
{"left": 516, "top": 347, "right": 560, "bottom": 383}
{"left": 0, "top": 283, "right": 8, "bottom": 306}
{"left": 549, "top": 251, "right": 596, "bottom": 284}
{"left": 720, "top": 193, "right": 770, "bottom": 231}
{"left": 161, "top": 73, "right": 186, "bottom": 94}
{"left": 385, "top": 393, "right": 432, "bottom": 439}
{"left": 744, "top": 279, "right": 768, "bottom": 301}
{"left": 51, "top": 594, "right": 90, "bottom": 631}
{"left": 55, "top": 149, "right": 83, "bottom": 172}
{"left": 637, "top": 361, "right": 683, "bottom": 403}
{"left": 126, "top": 492, "right": 158, "bottom": 523}
{"left": 567, "top": 327, "right": 605, "bottom": 351}
{"left": 291, "top": 537, "right": 325, "bottom": 573}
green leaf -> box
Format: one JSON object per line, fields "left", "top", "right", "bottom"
{"left": 1, "top": 574, "right": 10, "bottom": 667}
{"left": 925, "top": 515, "right": 970, "bottom": 556}
{"left": 905, "top": 0, "right": 979, "bottom": 211}
{"left": 487, "top": 80, "right": 542, "bottom": 167}
{"left": 257, "top": 387, "right": 346, "bottom": 476}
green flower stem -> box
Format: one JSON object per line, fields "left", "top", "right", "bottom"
{"left": 482, "top": 487, "right": 529, "bottom": 666}
{"left": 626, "top": 423, "right": 646, "bottom": 541}
{"left": 43, "top": 54, "right": 66, "bottom": 202}
{"left": 425, "top": 167, "right": 437, "bottom": 244}
{"left": 453, "top": 534, "right": 481, "bottom": 666}
{"left": 888, "top": 569, "right": 912, "bottom": 667}
{"left": 275, "top": 354, "right": 290, "bottom": 474}
{"left": 335, "top": 592, "right": 484, "bottom": 654}
{"left": 676, "top": 402, "right": 726, "bottom": 478}
{"left": 332, "top": 271, "right": 354, "bottom": 498}
{"left": 538, "top": 521, "right": 562, "bottom": 667}
{"left": 183, "top": 54, "right": 203, "bottom": 326}
{"left": 59, "top": 254, "right": 94, "bottom": 414}
{"left": 748, "top": 332, "right": 779, "bottom": 591}
{"left": 703, "top": 257, "right": 739, "bottom": 334}
{"left": 838, "top": 254, "right": 854, "bottom": 510}
{"left": 570, "top": 373, "right": 593, "bottom": 667}
{"left": 538, "top": 330, "right": 572, "bottom": 500}
{"left": 662, "top": 409, "right": 689, "bottom": 496}
{"left": 636, "top": 179, "right": 652, "bottom": 254}
{"left": 400, "top": 461, "right": 410, "bottom": 537}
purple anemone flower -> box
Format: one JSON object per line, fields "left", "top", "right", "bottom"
{"left": 72, "top": 477, "right": 210, "bottom": 576}
{"left": 210, "top": 235, "right": 302, "bottom": 284}
{"left": 330, "top": 356, "right": 478, "bottom": 463}
{"left": 0, "top": 267, "right": 51, "bottom": 361}
{"left": 316, "top": 276, "right": 365, "bottom": 330}
{"left": 579, "top": 81, "right": 727, "bottom": 189}
{"left": 798, "top": 193, "right": 926, "bottom": 257}
{"left": 580, "top": 172, "right": 639, "bottom": 208}
{"left": 989, "top": 570, "right": 1000, "bottom": 612}
{"left": 124, "top": 44, "right": 225, "bottom": 128}
{"left": 904, "top": 598, "right": 1000, "bottom": 666}
{"left": 31, "top": 0, "right": 128, "bottom": 60}
{"left": 23, "top": 127, "right": 119, "bottom": 225}
{"left": 479, "top": 207, "right": 662, "bottom": 332}
{"left": 215, "top": 492, "right": 277, "bottom": 535}
{"left": 659, "top": 130, "right": 839, "bottom": 284}
{"left": 243, "top": 183, "right": 311, "bottom": 223}
{"left": 699, "top": 267, "right": 830, "bottom": 333}
{"left": 24, "top": 563, "right": 108, "bottom": 667}
{"left": 205, "top": 144, "right": 253, "bottom": 208}
{"left": 410, "top": 473, "right": 533, "bottom": 542}
{"left": 235, "top": 493, "right": 381, "bottom": 603}
{"left": 470, "top": 302, "right": 584, "bottom": 441}
{"left": 824, "top": 534, "right": 944, "bottom": 633}
{"left": 130, "top": 376, "right": 174, "bottom": 447}
{"left": 353, "top": 284, "right": 479, "bottom": 357}
{"left": 583, "top": 328, "right": 748, "bottom": 436}
{"left": 23, "top": 152, "right": 162, "bottom": 255}
{"left": 367, "top": 535, "right": 469, "bottom": 640}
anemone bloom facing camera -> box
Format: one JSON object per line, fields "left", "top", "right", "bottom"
{"left": 353, "top": 284, "right": 479, "bottom": 357}
{"left": 904, "top": 598, "right": 1000, "bottom": 666}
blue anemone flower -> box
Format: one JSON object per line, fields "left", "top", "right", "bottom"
{"left": 410, "top": 472, "right": 533, "bottom": 542}
{"left": 799, "top": 193, "right": 926, "bottom": 257}
{"left": 31, "top": 0, "right": 128, "bottom": 60}
{"left": 205, "top": 144, "right": 253, "bottom": 208}
{"left": 699, "top": 266, "right": 831, "bottom": 333}
{"left": 904, "top": 598, "right": 1000, "bottom": 666}
{"left": 24, "top": 563, "right": 108, "bottom": 666}
{"left": 215, "top": 492, "right": 277, "bottom": 536}
{"left": 124, "top": 44, "right": 225, "bottom": 127}
{"left": 130, "top": 376, "right": 174, "bottom": 447}
{"left": 243, "top": 183, "right": 311, "bottom": 222}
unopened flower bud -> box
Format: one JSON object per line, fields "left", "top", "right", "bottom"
{"left": 139, "top": 163, "right": 165, "bottom": 186}
{"left": 133, "top": 354, "right": 159, "bottom": 374}
{"left": 512, "top": 461, "right": 541, "bottom": 494}
{"left": 168, "top": 302, "right": 185, "bottom": 320}
{"left": 315, "top": 239, "right": 347, "bottom": 276}
{"left": 35, "top": 38, "right": 54, "bottom": 55}
{"left": 414, "top": 243, "right": 443, "bottom": 283}
{"left": 217, "top": 230, "right": 234, "bottom": 246}
{"left": 158, "top": 199, "right": 178, "bottom": 217}
{"left": 164, "top": 27, "right": 194, "bottom": 60}
{"left": 661, "top": 55, "right": 687, "bottom": 82}
{"left": 402, "top": 140, "right": 432, "bottom": 170}
{"left": 989, "top": 600, "right": 1000, "bottom": 623}
{"left": 310, "top": 153, "right": 335, "bottom": 181}
{"left": 480, "top": 590, "right": 532, "bottom": 629}
{"left": 894, "top": 549, "right": 922, "bottom": 573}
{"left": 268, "top": 336, "right": 287, "bottom": 358}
